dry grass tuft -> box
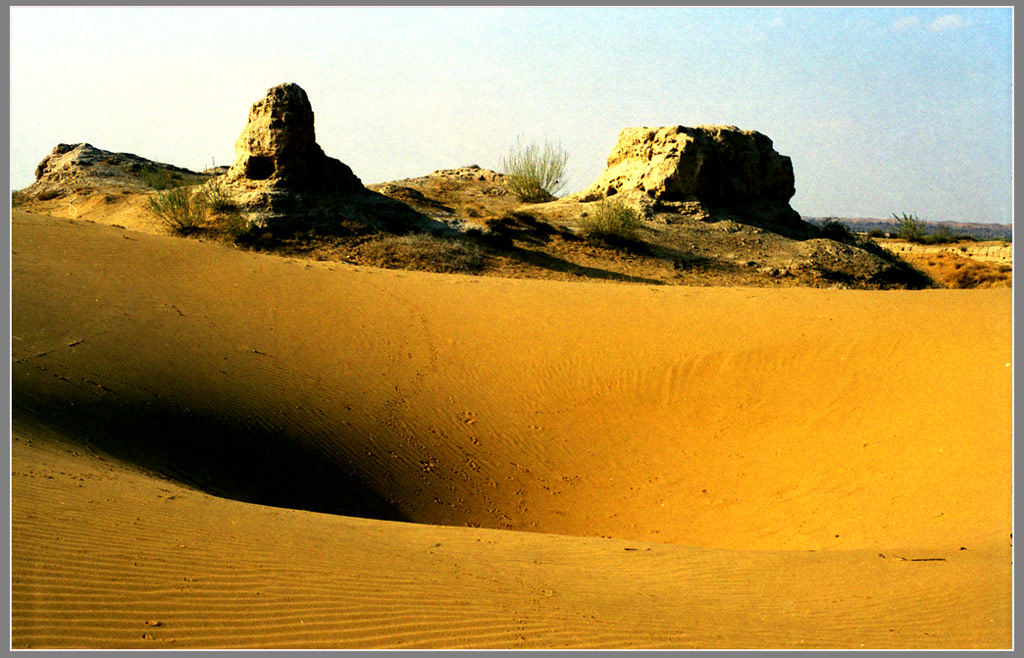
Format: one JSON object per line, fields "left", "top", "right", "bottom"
{"left": 198, "top": 178, "right": 235, "bottom": 212}
{"left": 903, "top": 252, "right": 1011, "bottom": 288}
{"left": 148, "top": 188, "right": 207, "bottom": 235}
{"left": 360, "top": 234, "right": 486, "bottom": 274}
{"left": 578, "top": 199, "right": 643, "bottom": 245}
{"left": 500, "top": 138, "right": 568, "bottom": 203}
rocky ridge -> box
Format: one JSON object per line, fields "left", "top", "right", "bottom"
{"left": 14, "top": 143, "right": 209, "bottom": 202}
{"left": 13, "top": 84, "right": 993, "bottom": 289}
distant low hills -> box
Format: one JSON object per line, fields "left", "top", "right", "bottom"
{"left": 804, "top": 216, "right": 1012, "bottom": 241}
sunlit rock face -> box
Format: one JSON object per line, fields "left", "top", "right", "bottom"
{"left": 227, "top": 82, "right": 362, "bottom": 193}
{"left": 576, "top": 124, "right": 805, "bottom": 235}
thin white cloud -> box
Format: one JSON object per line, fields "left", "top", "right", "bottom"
{"left": 892, "top": 16, "right": 920, "bottom": 32}
{"left": 928, "top": 14, "right": 969, "bottom": 32}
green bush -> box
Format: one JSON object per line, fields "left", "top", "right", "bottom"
{"left": 892, "top": 213, "right": 977, "bottom": 244}
{"left": 919, "top": 226, "right": 976, "bottom": 244}
{"left": 500, "top": 138, "right": 568, "bottom": 203}
{"left": 926, "top": 224, "right": 953, "bottom": 243}
{"left": 892, "top": 212, "right": 927, "bottom": 242}
{"left": 819, "top": 219, "right": 855, "bottom": 243}
{"left": 578, "top": 199, "right": 642, "bottom": 245}
{"left": 148, "top": 187, "right": 207, "bottom": 235}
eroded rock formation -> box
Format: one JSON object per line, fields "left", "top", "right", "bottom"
{"left": 226, "top": 83, "right": 362, "bottom": 193}
{"left": 575, "top": 125, "right": 808, "bottom": 235}
{"left": 15, "top": 143, "right": 205, "bottom": 202}
{"left": 220, "top": 83, "right": 431, "bottom": 232}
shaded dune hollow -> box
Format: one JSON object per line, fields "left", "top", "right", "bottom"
{"left": 12, "top": 210, "right": 1012, "bottom": 551}
{"left": 11, "top": 211, "right": 1013, "bottom": 648}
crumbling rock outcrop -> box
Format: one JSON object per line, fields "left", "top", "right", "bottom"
{"left": 222, "top": 83, "right": 423, "bottom": 233}
{"left": 427, "top": 165, "right": 507, "bottom": 185}
{"left": 226, "top": 83, "right": 362, "bottom": 193}
{"left": 575, "top": 125, "right": 809, "bottom": 236}
{"left": 15, "top": 143, "right": 205, "bottom": 202}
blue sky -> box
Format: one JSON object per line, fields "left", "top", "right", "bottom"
{"left": 10, "top": 7, "right": 1013, "bottom": 224}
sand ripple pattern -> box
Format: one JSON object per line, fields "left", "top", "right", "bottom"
{"left": 11, "top": 212, "right": 1013, "bottom": 648}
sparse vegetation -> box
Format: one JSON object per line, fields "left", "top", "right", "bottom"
{"left": 927, "top": 224, "right": 954, "bottom": 243}
{"left": 948, "top": 262, "right": 1012, "bottom": 288}
{"left": 893, "top": 212, "right": 927, "bottom": 242}
{"left": 918, "top": 229, "right": 977, "bottom": 245}
{"left": 891, "top": 213, "right": 978, "bottom": 244}
{"left": 819, "top": 219, "right": 855, "bottom": 243}
{"left": 500, "top": 138, "right": 569, "bottom": 203}
{"left": 139, "top": 165, "right": 206, "bottom": 191}
{"left": 578, "top": 199, "right": 643, "bottom": 245}
{"left": 360, "top": 233, "right": 486, "bottom": 274}
{"left": 148, "top": 187, "right": 207, "bottom": 235}
{"left": 199, "top": 177, "right": 235, "bottom": 212}
{"left": 900, "top": 251, "right": 1012, "bottom": 289}
{"left": 218, "top": 210, "right": 251, "bottom": 241}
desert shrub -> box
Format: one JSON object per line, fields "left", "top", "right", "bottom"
{"left": 892, "top": 212, "right": 927, "bottom": 242}
{"left": 140, "top": 166, "right": 182, "bottom": 190}
{"left": 216, "top": 209, "right": 251, "bottom": 241}
{"left": 919, "top": 227, "right": 976, "bottom": 245}
{"left": 361, "top": 233, "right": 486, "bottom": 273}
{"left": 819, "top": 219, "right": 855, "bottom": 243}
{"left": 931, "top": 224, "right": 953, "bottom": 242}
{"left": 199, "top": 177, "right": 235, "bottom": 212}
{"left": 500, "top": 138, "right": 568, "bottom": 203}
{"left": 890, "top": 214, "right": 978, "bottom": 244}
{"left": 148, "top": 187, "right": 207, "bottom": 235}
{"left": 140, "top": 165, "right": 207, "bottom": 190}
{"left": 866, "top": 229, "right": 886, "bottom": 238}
{"left": 578, "top": 199, "right": 643, "bottom": 245}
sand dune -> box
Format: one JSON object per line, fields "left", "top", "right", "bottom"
{"left": 11, "top": 210, "right": 1013, "bottom": 648}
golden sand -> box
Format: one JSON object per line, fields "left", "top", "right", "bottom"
{"left": 11, "top": 210, "right": 1012, "bottom": 648}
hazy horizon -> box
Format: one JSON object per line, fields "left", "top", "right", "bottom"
{"left": 10, "top": 7, "right": 1013, "bottom": 225}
